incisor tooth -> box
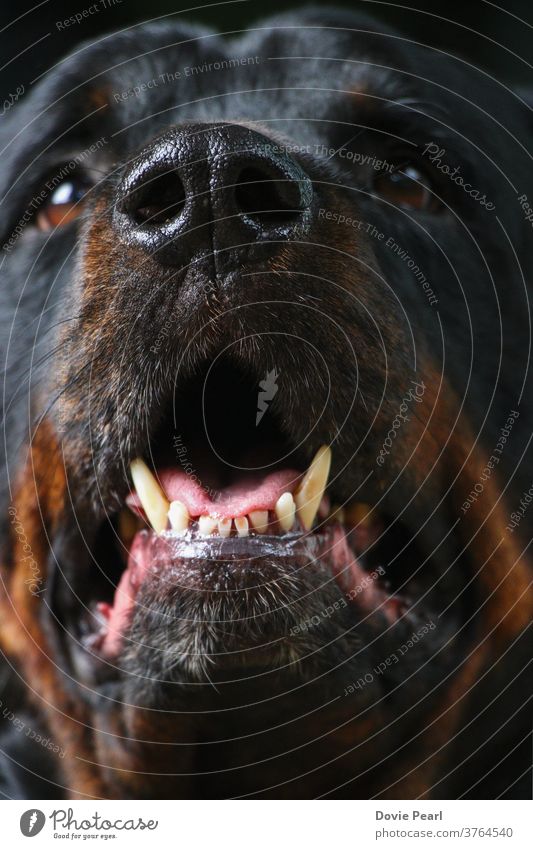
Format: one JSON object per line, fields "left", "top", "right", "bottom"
{"left": 275, "top": 492, "right": 296, "bottom": 532}
{"left": 130, "top": 458, "right": 169, "bottom": 534}
{"left": 235, "top": 516, "right": 249, "bottom": 537}
{"left": 218, "top": 518, "right": 232, "bottom": 537}
{"left": 199, "top": 515, "right": 217, "bottom": 536}
{"left": 294, "top": 445, "right": 332, "bottom": 530}
{"left": 249, "top": 510, "right": 269, "bottom": 533}
{"left": 168, "top": 500, "right": 189, "bottom": 533}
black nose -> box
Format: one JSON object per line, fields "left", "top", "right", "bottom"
{"left": 114, "top": 123, "right": 313, "bottom": 265}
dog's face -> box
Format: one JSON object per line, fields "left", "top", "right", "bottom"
{"left": 0, "top": 9, "right": 531, "bottom": 799}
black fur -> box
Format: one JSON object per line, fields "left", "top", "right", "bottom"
{"left": 0, "top": 8, "right": 531, "bottom": 799}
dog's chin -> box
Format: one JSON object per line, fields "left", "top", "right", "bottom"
{"left": 120, "top": 542, "right": 357, "bottom": 698}
{"left": 66, "top": 514, "right": 454, "bottom": 715}
{"left": 100, "top": 527, "right": 389, "bottom": 692}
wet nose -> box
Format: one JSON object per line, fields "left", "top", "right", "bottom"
{"left": 114, "top": 123, "right": 313, "bottom": 264}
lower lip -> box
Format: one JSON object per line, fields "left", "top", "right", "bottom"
{"left": 125, "top": 523, "right": 377, "bottom": 605}
{"left": 142, "top": 527, "right": 332, "bottom": 564}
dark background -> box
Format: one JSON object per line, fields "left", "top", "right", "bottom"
{"left": 1, "top": 0, "right": 532, "bottom": 102}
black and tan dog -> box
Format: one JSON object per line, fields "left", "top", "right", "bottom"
{"left": 0, "top": 8, "right": 531, "bottom": 799}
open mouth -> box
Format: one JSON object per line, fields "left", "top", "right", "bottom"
{"left": 95, "top": 444, "right": 386, "bottom": 658}
{"left": 60, "top": 357, "right": 454, "bottom": 680}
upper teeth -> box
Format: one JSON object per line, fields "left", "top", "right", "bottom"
{"left": 198, "top": 515, "right": 217, "bottom": 535}
{"left": 218, "top": 517, "right": 232, "bottom": 538}
{"left": 274, "top": 491, "right": 296, "bottom": 532}
{"left": 294, "top": 445, "right": 332, "bottom": 530}
{"left": 234, "top": 516, "right": 249, "bottom": 537}
{"left": 129, "top": 444, "right": 332, "bottom": 537}
{"left": 249, "top": 510, "right": 269, "bottom": 533}
{"left": 129, "top": 458, "right": 170, "bottom": 534}
{"left": 168, "top": 500, "right": 189, "bottom": 533}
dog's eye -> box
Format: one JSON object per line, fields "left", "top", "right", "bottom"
{"left": 372, "top": 164, "right": 441, "bottom": 212}
{"left": 36, "top": 176, "right": 90, "bottom": 231}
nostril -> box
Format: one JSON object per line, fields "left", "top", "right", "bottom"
{"left": 235, "top": 166, "right": 307, "bottom": 223}
{"left": 129, "top": 170, "right": 186, "bottom": 226}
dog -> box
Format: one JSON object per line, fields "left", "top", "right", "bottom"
{"left": 0, "top": 8, "right": 531, "bottom": 799}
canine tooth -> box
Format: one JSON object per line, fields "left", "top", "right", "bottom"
{"left": 168, "top": 500, "right": 189, "bottom": 533}
{"left": 249, "top": 510, "right": 269, "bottom": 533}
{"left": 275, "top": 492, "right": 296, "bottom": 532}
{"left": 218, "top": 518, "right": 232, "bottom": 537}
{"left": 235, "top": 516, "right": 249, "bottom": 537}
{"left": 294, "top": 445, "right": 332, "bottom": 530}
{"left": 130, "top": 458, "right": 169, "bottom": 533}
{"left": 199, "top": 515, "right": 217, "bottom": 536}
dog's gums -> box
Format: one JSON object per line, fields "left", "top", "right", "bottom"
{"left": 130, "top": 444, "right": 331, "bottom": 534}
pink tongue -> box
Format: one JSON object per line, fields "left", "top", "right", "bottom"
{"left": 127, "top": 467, "right": 302, "bottom": 519}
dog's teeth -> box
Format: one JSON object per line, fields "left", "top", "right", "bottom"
{"left": 168, "top": 500, "right": 190, "bottom": 533}
{"left": 199, "top": 515, "right": 217, "bottom": 536}
{"left": 249, "top": 510, "right": 269, "bottom": 533}
{"left": 235, "top": 516, "right": 249, "bottom": 537}
{"left": 130, "top": 458, "right": 169, "bottom": 533}
{"left": 275, "top": 492, "right": 296, "bottom": 532}
{"left": 294, "top": 445, "right": 332, "bottom": 530}
{"left": 218, "top": 518, "right": 232, "bottom": 537}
